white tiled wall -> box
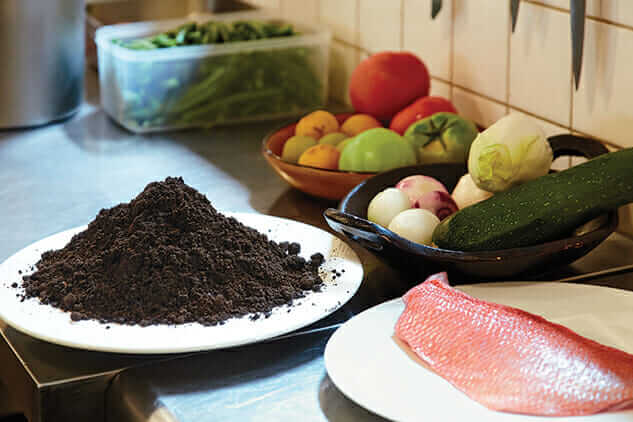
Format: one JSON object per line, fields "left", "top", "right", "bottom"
{"left": 574, "top": 20, "right": 633, "bottom": 147}
{"left": 403, "top": 0, "right": 452, "bottom": 81}
{"left": 359, "top": 0, "right": 403, "bottom": 52}
{"left": 89, "top": 0, "right": 203, "bottom": 21}
{"left": 281, "top": 0, "right": 318, "bottom": 23}
{"left": 244, "top": 0, "right": 633, "bottom": 236}
{"left": 509, "top": 2, "right": 571, "bottom": 125}
{"left": 453, "top": 0, "right": 509, "bottom": 102}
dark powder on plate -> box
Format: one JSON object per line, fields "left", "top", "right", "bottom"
{"left": 21, "top": 177, "right": 325, "bottom": 326}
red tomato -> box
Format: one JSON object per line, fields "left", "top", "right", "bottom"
{"left": 349, "top": 52, "right": 430, "bottom": 121}
{"left": 389, "top": 96, "right": 457, "bottom": 135}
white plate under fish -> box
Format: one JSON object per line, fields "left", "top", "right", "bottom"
{"left": 0, "top": 213, "right": 363, "bottom": 354}
{"left": 324, "top": 282, "right": 633, "bottom": 422}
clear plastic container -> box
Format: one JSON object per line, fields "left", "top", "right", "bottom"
{"left": 96, "top": 12, "right": 331, "bottom": 133}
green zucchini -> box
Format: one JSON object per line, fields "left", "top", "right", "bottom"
{"left": 432, "top": 148, "right": 633, "bottom": 251}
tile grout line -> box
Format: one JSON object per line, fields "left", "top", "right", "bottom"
{"left": 523, "top": 0, "right": 633, "bottom": 32}
{"left": 522, "top": 0, "right": 570, "bottom": 14}
{"left": 505, "top": 0, "right": 511, "bottom": 114}
{"left": 452, "top": 83, "right": 508, "bottom": 107}
{"left": 586, "top": 15, "right": 633, "bottom": 32}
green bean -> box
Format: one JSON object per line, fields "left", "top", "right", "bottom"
{"left": 165, "top": 67, "right": 228, "bottom": 114}
{"left": 182, "top": 89, "right": 281, "bottom": 122}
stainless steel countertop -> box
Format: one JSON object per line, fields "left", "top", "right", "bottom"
{"left": 2, "top": 69, "right": 633, "bottom": 422}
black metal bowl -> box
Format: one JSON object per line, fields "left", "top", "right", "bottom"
{"left": 324, "top": 135, "right": 618, "bottom": 280}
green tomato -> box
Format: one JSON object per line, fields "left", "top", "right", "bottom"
{"left": 338, "top": 128, "right": 417, "bottom": 172}
{"left": 404, "top": 112, "right": 478, "bottom": 164}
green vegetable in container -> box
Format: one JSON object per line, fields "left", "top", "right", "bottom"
{"left": 109, "top": 19, "right": 324, "bottom": 131}
{"left": 468, "top": 113, "right": 552, "bottom": 193}
{"left": 113, "top": 20, "right": 296, "bottom": 50}
{"left": 404, "top": 112, "right": 479, "bottom": 165}
{"left": 338, "top": 128, "right": 417, "bottom": 172}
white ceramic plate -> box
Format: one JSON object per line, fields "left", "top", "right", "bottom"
{"left": 325, "top": 282, "right": 633, "bottom": 422}
{"left": 0, "top": 213, "right": 363, "bottom": 354}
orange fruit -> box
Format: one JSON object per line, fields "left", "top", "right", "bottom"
{"left": 297, "top": 144, "right": 341, "bottom": 170}
{"left": 341, "top": 114, "right": 382, "bottom": 136}
{"left": 295, "top": 110, "right": 339, "bottom": 140}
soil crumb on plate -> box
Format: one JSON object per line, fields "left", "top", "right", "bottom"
{"left": 22, "top": 177, "right": 324, "bottom": 326}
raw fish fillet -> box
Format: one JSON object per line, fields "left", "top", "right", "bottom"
{"left": 394, "top": 273, "right": 633, "bottom": 416}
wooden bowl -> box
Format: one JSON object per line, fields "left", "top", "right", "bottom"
{"left": 262, "top": 113, "right": 376, "bottom": 201}
{"left": 324, "top": 135, "right": 618, "bottom": 281}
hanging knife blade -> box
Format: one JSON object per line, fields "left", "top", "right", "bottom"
{"left": 431, "top": 0, "right": 442, "bottom": 19}
{"left": 571, "top": 0, "right": 586, "bottom": 90}
{"left": 511, "top": 0, "right": 520, "bottom": 33}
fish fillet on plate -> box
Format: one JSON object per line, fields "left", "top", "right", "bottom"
{"left": 395, "top": 273, "right": 633, "bottom": 416}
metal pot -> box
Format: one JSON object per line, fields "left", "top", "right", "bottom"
{"left": 0, "top": 0, "right": 85, "bottom": 128}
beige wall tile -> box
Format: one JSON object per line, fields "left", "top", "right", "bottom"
{"left": 573, "top": 21, "right": 633, "bottom": 147}
{"left": 430, "top": 79, "right": 451, "bottom": 99}
{"left": 135, "top": 0, "right": 196, "bottom": 19}
{"left": 532, "top": 0, "right": 569, "bottom": 9}
{"left": 281, "top": 0, "right": 319, "bottom": 25}
{"left": 329, "top": 42, "right": 360, "bottom": 106}
{"left": 359, "top": 0, "right": 402, "bottom": 52}
{"left": 550, "top": 156, "right": 571, "bottom": 171}
{"left": 600, "top": 0, "right": 633, "bottom": 27}
{"left": 453, "top": 0, "right": 509, "bottom": 102}
{"left": 509, "top": 108, "right": 568, "bottom": 137}
{"left": 452, "top": 87, "right": 508, "bottom": 128}
{"left": 319, "top": 0, "right": 358, "bottom": 44}
{"left": 570, "top": 156, "right": 588, "bottom": 166}
{"left": 618, "top": 205, "right": 633, "bottom": 237}
{"left": 241, "top": 0, "right": 280, "bottom": 11}
{"left": 188, "top": 0, "right": 206, "bottom": 13}
{"left": 403, "top": 0, "right": 452, "bottom": 81}
{"left": 509, "top": 3, "right": 571, "bottom": 125}
{"left": 587, "top": 0, "right": 601, "bottom": 16}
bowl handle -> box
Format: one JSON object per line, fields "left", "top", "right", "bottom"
{"left": 548, "top": 134, "right": 609, "bottom": 160}
{"left": 323, "top": 208, "right": 387, "bottom": 251}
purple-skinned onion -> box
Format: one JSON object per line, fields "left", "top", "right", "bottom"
{"left": 395, "top": 175, "right": 448, "bottom": 207}
{"left": 413, "top": 190, "right": 458, "bottom": 221}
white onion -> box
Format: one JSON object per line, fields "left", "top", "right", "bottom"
{"left": 388, "top": 209, "right": 440, "bottom": 245}
{"left": 367, "top": 188, "right": 411, "bottom": 228}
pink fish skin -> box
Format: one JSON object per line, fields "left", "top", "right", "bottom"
{"left": 394, "top": 273, "right": 633, "bottom": 416}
